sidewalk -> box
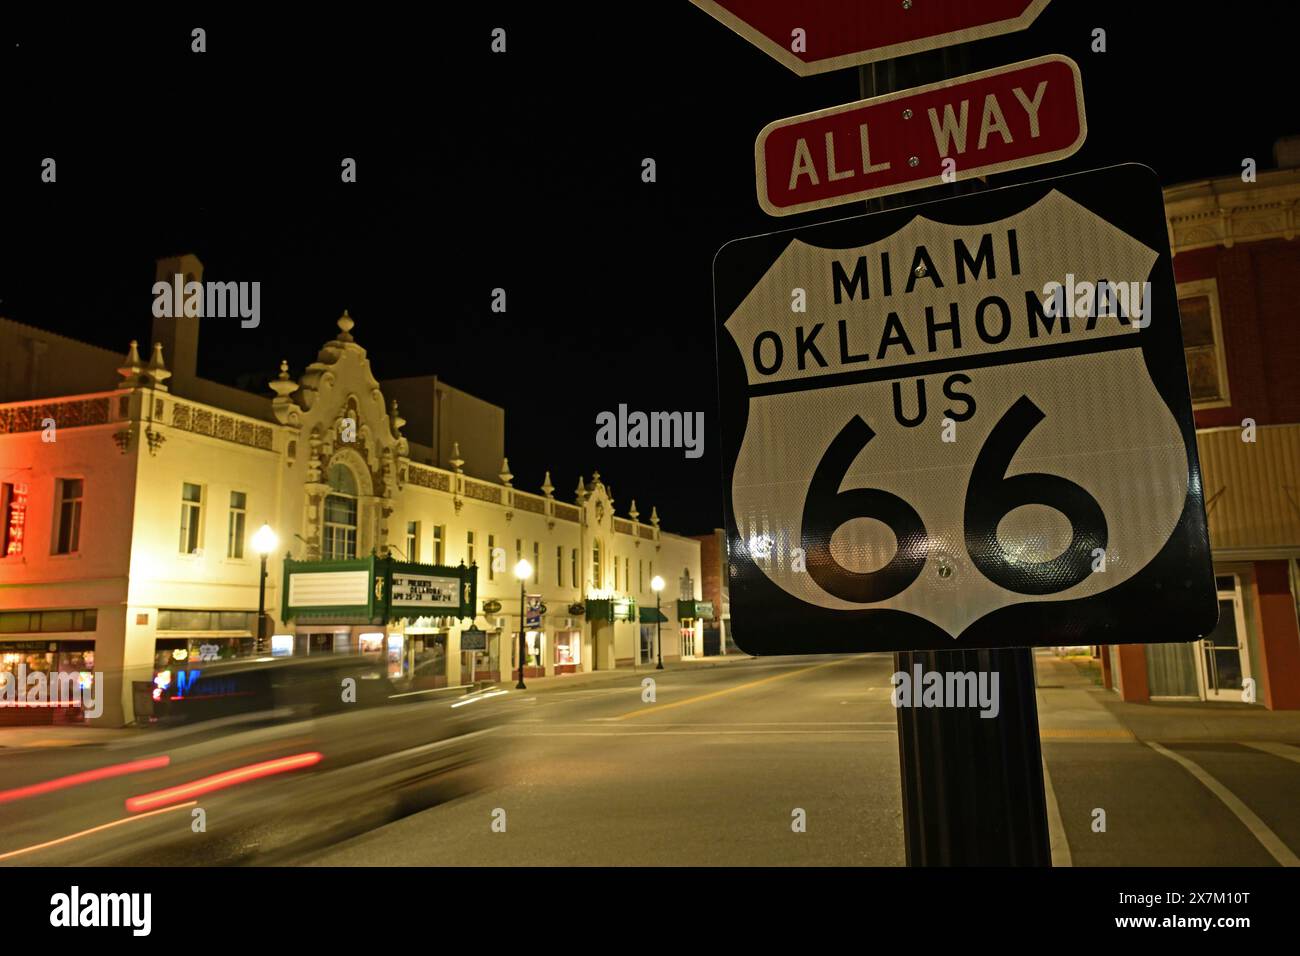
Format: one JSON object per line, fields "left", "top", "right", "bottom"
{"left": 1033, "top": 652, "right": 1135, "bottom": 740}
{"left": 1035, "top": 651, "right": 1300, "bottom": 743}
{"left": 0, "top": 723, "right": 140, "bottom": 750}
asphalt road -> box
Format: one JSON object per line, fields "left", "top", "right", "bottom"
{"left": 301, "top": 654, "right": 904, "bottom": 865}
{"left": 6, "top": 653, "right": 1297, "bottom": 866}
{"left": 292, "top": 653, "right": 1300, "bottom": 866}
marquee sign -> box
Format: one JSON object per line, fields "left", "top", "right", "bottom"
{"left": 283, "top": 556, "right": 477, "bottom": 622}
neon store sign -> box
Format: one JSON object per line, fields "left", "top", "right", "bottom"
{"left": 5, "top": 483, "right": 27, "bottom": 556}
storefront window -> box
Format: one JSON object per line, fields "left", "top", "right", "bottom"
{"left": 412, "top": 632, "right": 447, "bottom": 688}
{"left": 554, "top": 630, "right": 581, "bottom": 671}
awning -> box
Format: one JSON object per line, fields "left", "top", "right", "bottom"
{"left": 638, "top": 607, "right": 668, "bottom": 624}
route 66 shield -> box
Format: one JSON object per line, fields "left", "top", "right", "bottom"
{"left": 713, "top": 164, "right": 1216, "bottom": 653}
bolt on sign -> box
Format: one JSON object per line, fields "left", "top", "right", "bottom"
{"left": 690, "top": 0, "right": 1052, "bottom": 75}
{"left": 712, "top": 164, "right": 1216, "bottom": 654}
{"left": 756, "top": 55, "right": 1086, "bottom": 217}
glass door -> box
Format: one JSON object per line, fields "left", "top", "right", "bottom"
{"left": 1197, "top": 577, "right": 1250, "bottom": 701}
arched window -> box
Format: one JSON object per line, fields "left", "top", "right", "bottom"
{"left": 591, "top": 539, "right": 603, "bottom": 590}
{"left": 323, "top": 463, "right": 358, "bottom": 560}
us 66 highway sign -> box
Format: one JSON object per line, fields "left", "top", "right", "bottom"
{"left": 713, "top": 164, "right": 1216, "bottom": 654}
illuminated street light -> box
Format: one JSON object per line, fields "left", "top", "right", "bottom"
{"left": 651, "top": 575, "right": 665, "bottom": 671}
{"left": 514, "top": 559, "right": 533, "bottom": 689}
{"left": 252, "top": 524, "right": 278, "bottom": 654}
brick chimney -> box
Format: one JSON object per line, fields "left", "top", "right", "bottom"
{"left": 1273, "top": 135, "right": 1300, "bottom": 170}
{"left": 150, "top": 253, "right": 203, "bottom": 387}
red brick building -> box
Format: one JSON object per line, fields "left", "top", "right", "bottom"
{"left": 1103, "top": 140, "right": 1300, "bottom": 709}
{"left": 692, "top": 529, "right": 734, "bottom": 655}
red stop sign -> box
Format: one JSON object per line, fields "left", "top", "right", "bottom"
{"left": 691, "top": 0, "right": 1052, "bottom": 75}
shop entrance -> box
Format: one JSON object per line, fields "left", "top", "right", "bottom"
{"left": 1197, "top": 576, "right": 1251, "bottom": 701}
{"left": 554, "top": 629, "right": 582, "bottom": 674}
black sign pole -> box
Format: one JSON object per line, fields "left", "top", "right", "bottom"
{"left": 859, "top": 48, "right": 1052, "bottom": 867}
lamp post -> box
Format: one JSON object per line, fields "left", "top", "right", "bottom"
{"left": 251, "top": 524, "right": 278, "bottom": 655}
{"left": 514, "top": 558, "right": 533, "bottom": 689}
{"left": 651, "top": 575, "right": 665, "bottom": 670}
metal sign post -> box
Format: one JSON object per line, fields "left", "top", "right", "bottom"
{"left": 712, "top": 162, "right": 1216, "bottom": 863}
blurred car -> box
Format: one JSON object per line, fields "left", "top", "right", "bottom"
{"left": 0, "top": 656, "right": 514, "bottom": 866}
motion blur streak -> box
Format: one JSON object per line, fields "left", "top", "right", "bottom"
{"left": 0, "top": 801, "right": 198, "bottom": 862}
{"left": 450, "top": 690, "right": 510, "bottom": 708}
{"left": 125, "top": 752, "right": 324, "bottom": 813}
{"left": 0, "top": 755, "right": 171, "bottom": 805}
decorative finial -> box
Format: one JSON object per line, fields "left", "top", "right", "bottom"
{"left": 389, "top": 398, "right": 406, "bottom": 436}
{"left": 117, "top": 340, "right": 145, "bottom": 386}
{"left": 145, "top": 342, "right": 172, "bottom": 388}
{"left": 541, "top": 471, "right": 554, "bottom": 498}
{"left": 270, "top": 359, "right": 299, "bottom": 403}
{"left": 337, "top": 310, "right": 355, "bottom": 342}
{"left": 575, "top": 476, "right": 588, "bottom": 503}
{"left": 629, "top": 499, "right": 639, "bottom": 522}
{"left": 650, "top": 506, "right": 660, "bottom": 528}
{"left": 450, "top": 442, "right": 464, "bottom": 474}
{"left": 499, "top": 458, "right": 514, "bottom": 487}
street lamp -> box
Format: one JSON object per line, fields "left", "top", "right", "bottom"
{"left": 651, "top": 575, "right": 665, "bottom": 670}
{"left": 251, "top": 524, "right": 278, "bottom": 655}
{"left": 514, "top": 558, "right": 533, "bottom": 689}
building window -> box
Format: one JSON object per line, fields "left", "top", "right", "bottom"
{"left": 533, "top": 541, "right": 540, "bottom": 583}
{"left": 571, "top": 548, "right": 578, "bottom": 589}
{"left": 488, "top": 534, "right": 496, "bottom": 581}
{"left": 433, "top": 525, "right": 444, "bottom": 565}
{"left": 51, "top": 479, "right": 84, "bottom": 556}
{"left": 227, "top": 491, "right": 247, "bottom": 558}
{"left": 556, "top": 545, "right": 564, "bottom": 586}
{"left": 323, "top": 464, "right": 358, "bottom": 560}
{"left": 613, "top": 556, "right": 619, "bottom": 591}
{"left": 639, "top": 559, "right": 644, "bottom": 592}
{"left": 2, "top": 482, "right": 28, "bottom": 557}
{"left": 592, "top": 541, "right": 602, "bottom": 589}
{"left": 467, "top": 530, "right": 476, "bottom": 567}
{"left": 178, "top": 482, "right": 202, "bottom": 555}
{"left": 625, "top": 558, "right": 631, "bottom": 593}
{"left": 406, "top": 521, "right": 420, "bottom": 562}
{"left": 1178, "top": 278, "right": 1229, "bottom": 407}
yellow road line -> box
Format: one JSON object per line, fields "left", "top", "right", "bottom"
{"left": 0, "top": 800, "right": 197, "bottom": 862}
{"left": 612, "top": 655, "right": 862, "bottom": 721}
{"left": 1039, "top": 728, "right": 1135, "bottom": 739}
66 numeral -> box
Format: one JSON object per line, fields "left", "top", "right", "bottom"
{"left": 798, "top": 395, "right": 1108, "bottom": 602}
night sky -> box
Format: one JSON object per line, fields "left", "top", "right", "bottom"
{"left": 0, "top": 5, "right": 1290, "bottom": 534}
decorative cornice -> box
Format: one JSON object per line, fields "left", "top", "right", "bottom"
{"left": 1164, "top": 167, "right": 1300, "bottom": 255}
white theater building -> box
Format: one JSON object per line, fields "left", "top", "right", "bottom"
{"left": 0, "top": 255, "right": 706, "bottom": 726}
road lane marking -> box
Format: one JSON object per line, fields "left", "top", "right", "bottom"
{"left": 1146, "top": 741, "right": 1299, "bottom": 867}
{"left": 0, "top": 800, "right": 198, "bottom": 862}
{"left": 582, "top": 720, "right": 898, "bottom": 726}
{"left": 1039, "top": 757, "right": 1073, "bottom": 867}
{"left": 504, "top": 730, "right": 896, "bottom": 737}
{"left": 609, "top": 655, "right": 865, "bottom": 721}
{"left": 1241, "top": 741, "right": 1300, "bottom": 765}
{"left": 1039, "top": 729, "right": 1135, "bottom": 740}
